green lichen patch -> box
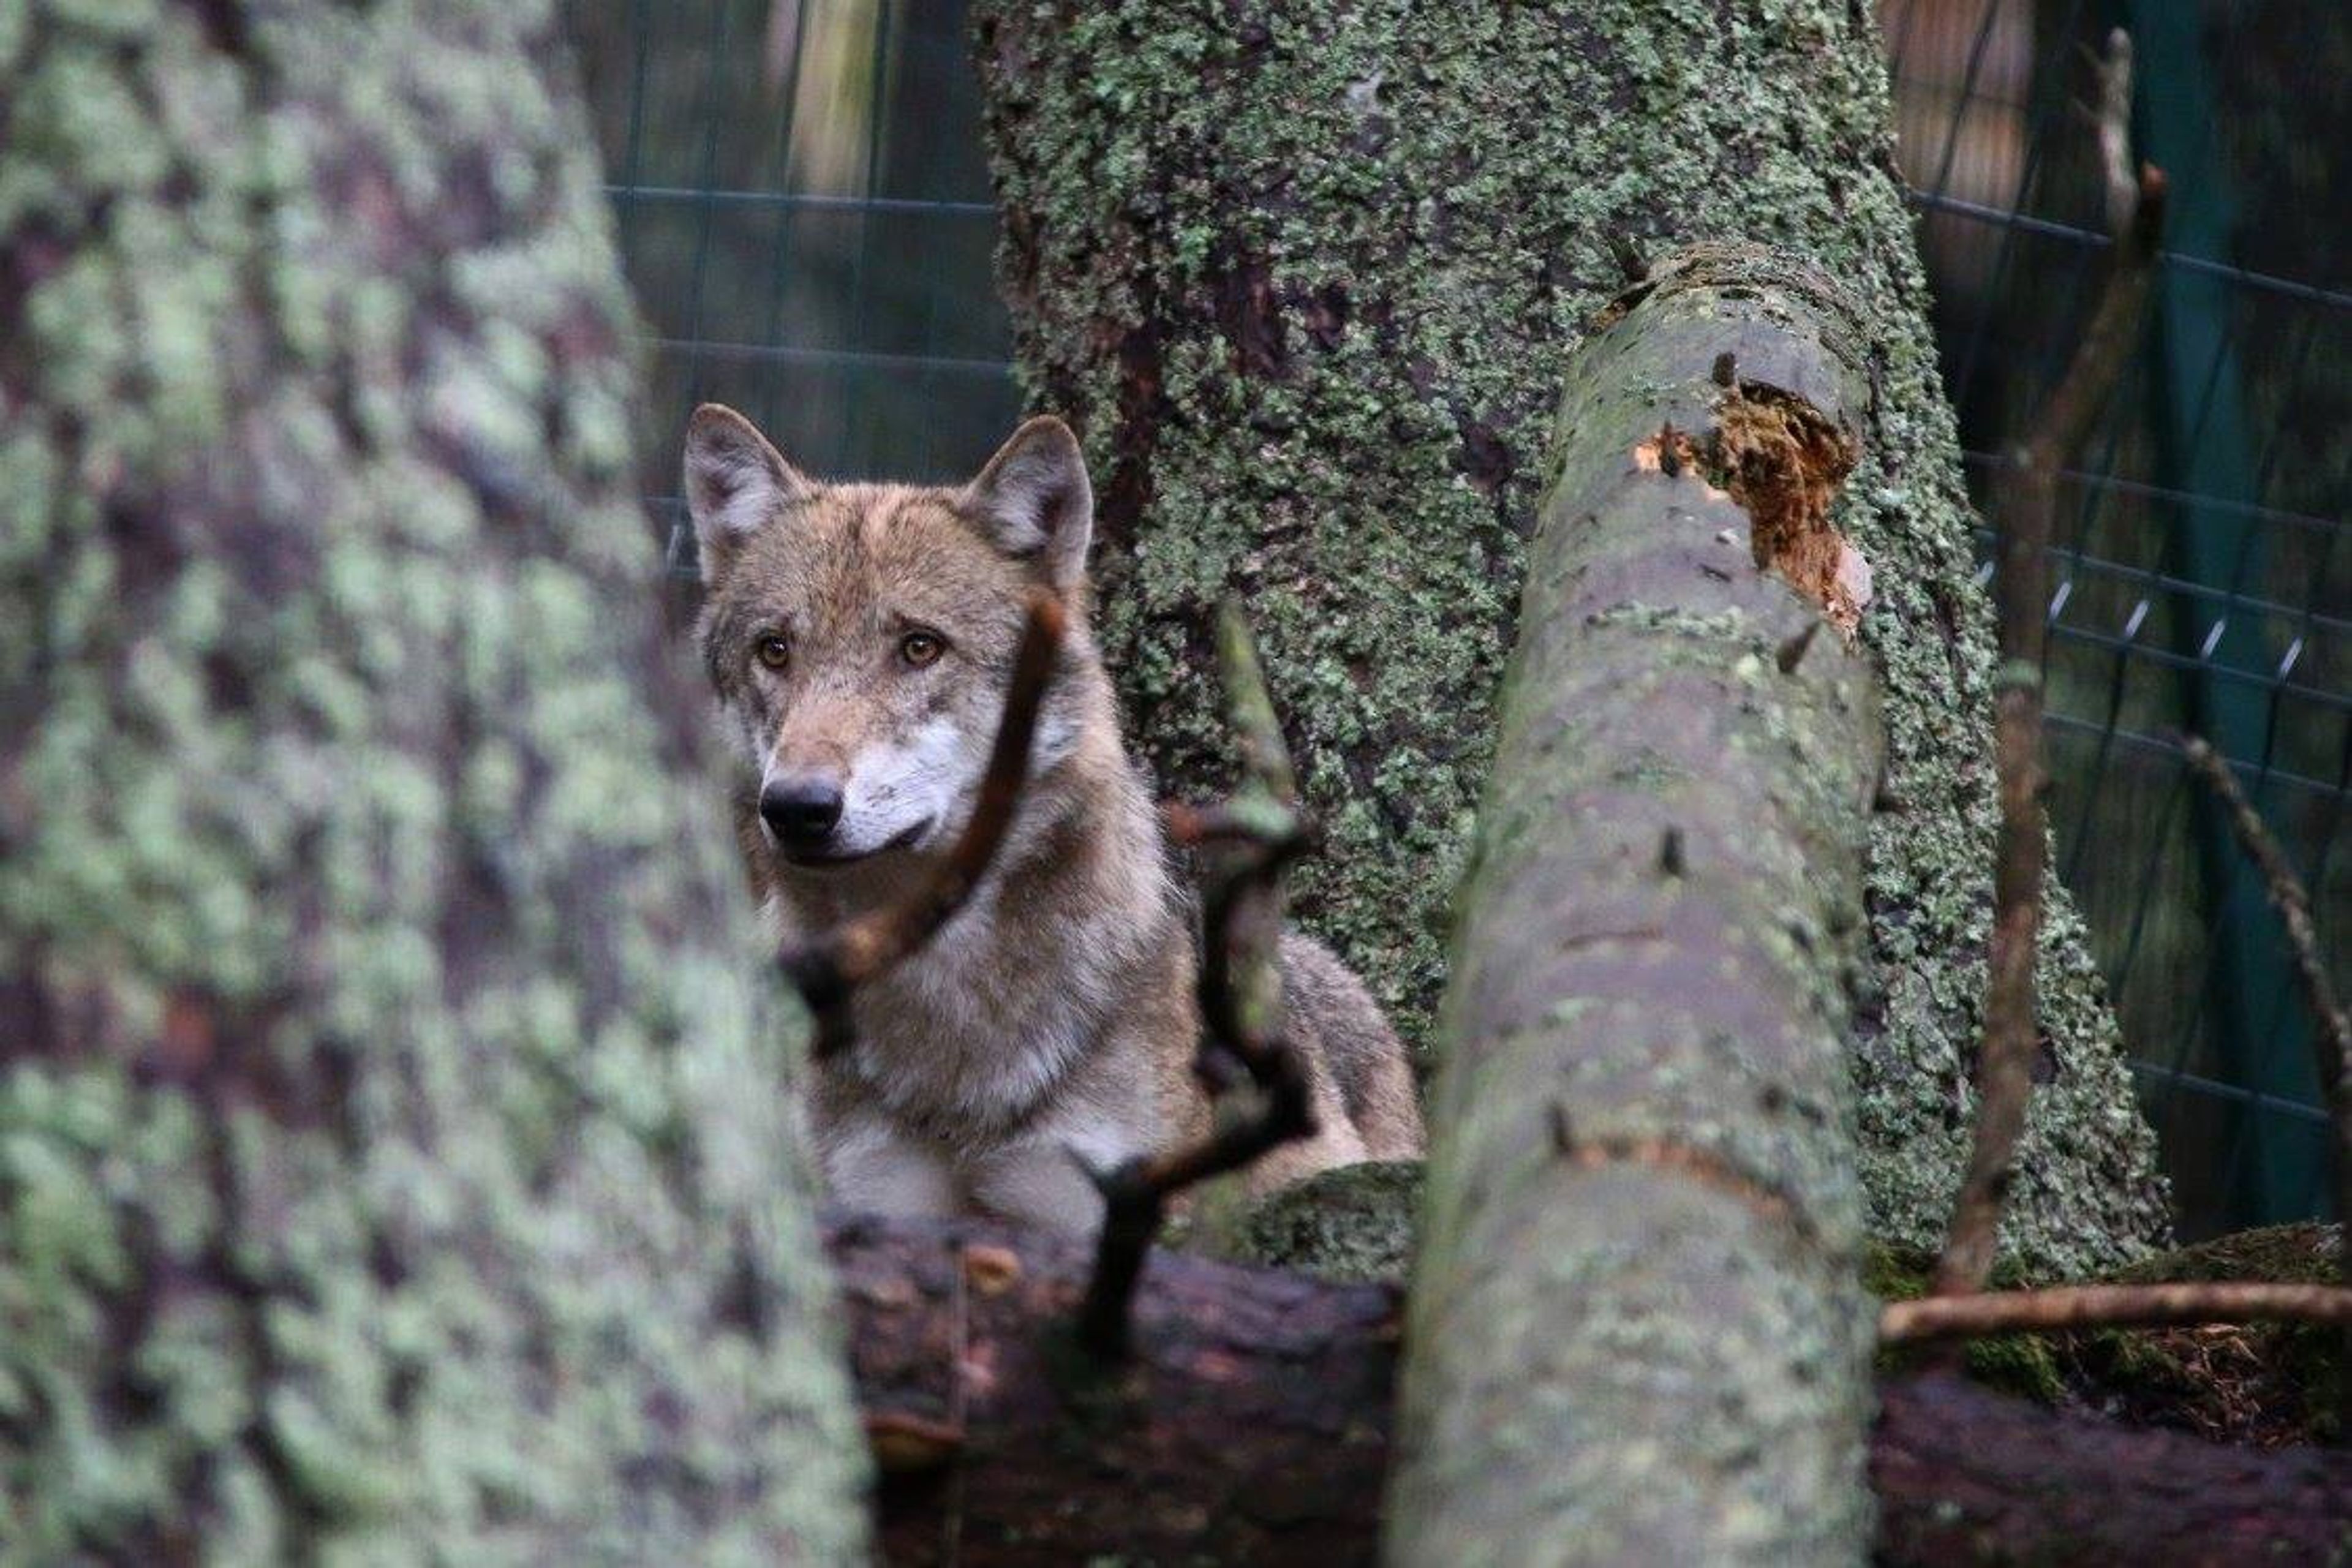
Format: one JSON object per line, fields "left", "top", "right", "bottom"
{"left": 1221, "top": 1159, "right": 1423, "bottom": 1283}
{"left": 1866, "top": 1242, "right": 2070, "bottom": 1404}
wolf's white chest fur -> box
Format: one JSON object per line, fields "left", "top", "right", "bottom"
{"left": 771, "top": 876, "right": 1132, "bottom": 1122}
{"left": 778, "top": 876, "right": 1166, "bottom": 1227}
{"left": 853, "top": 889, "right": 1099, "bottom": 1131}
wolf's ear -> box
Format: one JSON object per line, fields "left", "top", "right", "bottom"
{"left": 960, "top": 417, "right": 1093, "bottom": 589}
{"left": 683, "top": 404, "right": 812, "bottom": 581}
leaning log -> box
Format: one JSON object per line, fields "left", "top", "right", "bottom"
{"left": 832, "top": 1217, "right": 2352, "bottom": 1566}
{"left": 972, "top": 0, "right": 2170, "bottom": 1282}
{"left": 1382, "top": 245, "right": 1885, "bottom": 1563}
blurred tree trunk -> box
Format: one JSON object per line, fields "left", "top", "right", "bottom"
{"left": 974, "top": 0, "right": 2170, "bottom": 1280}
{"left": 0, "top": 2, "right": 861, "bottom": 1559}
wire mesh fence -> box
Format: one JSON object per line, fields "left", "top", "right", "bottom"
{"left": 568, "top": 0, "right": 2349, "bottom": 1238}
{"left": 569, "top": 0, "right": 1023, "bottom": 576}
{"left": 1889, "top": 0, "right": 2348, "bottom": 1235}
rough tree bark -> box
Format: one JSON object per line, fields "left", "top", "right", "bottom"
{"left": 974, "top": 0, "right": 2170, "bottom": 1277}
{"left": 0, "top": 2, "right": 861, "bottom": 1558}
{"left": 834, "top": 1216, "right": 2352, "bottom": 1566}
{"left": 1384, "top": 244, "right": 1883, "bottom": 1562}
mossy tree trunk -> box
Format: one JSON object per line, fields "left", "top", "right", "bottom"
{"left": 0, "top": 2, "right": 861, "bottom": 1558}
{"left": 974, "top": 0, "right": 2169, "bottom": 1278}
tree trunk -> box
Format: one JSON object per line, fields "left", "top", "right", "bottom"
{"left": 0, "top": 2, "right": 861, "bottom": 1558}
{"left": 1379, "top": 243, "right": 1883, "bottom": 1562}
{"left": 974, "top": 0, "right": 2170, "bottom": 1279}
{"left": 835, "top": 1216, "right": 2352, "bottom": 1566}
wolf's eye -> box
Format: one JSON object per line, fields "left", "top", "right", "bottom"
{"left": 754, "top": 633, "right": 790, "bottom": 671}
{"left": 899, "top": 630, "right": 946, "bottom": 668}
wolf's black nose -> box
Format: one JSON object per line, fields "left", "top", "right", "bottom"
{"left": 760, "top": 777, "right": 843, "bottom": 844}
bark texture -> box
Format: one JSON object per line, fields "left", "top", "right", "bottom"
{"left": 0, "top": 2, "right": 861, "bottom": 1558}
{"left": 1871, "top": 1373, "right": 2352, "bottom": 1566}
{"left": 833, "top": 1216, "right": 2352, "bottom": 1566}
{"left": 973, "top": 0, "right": 2170, "bottom": 1276}
{"left": 1384, "top": 246, "right": 1882, "bottom": 1564}
{"left": 837, "top": 1215, "right": 1396, "bottom": 1564}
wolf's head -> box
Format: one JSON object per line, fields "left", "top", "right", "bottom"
{"left": 684, "top": 405, "right": 1099, "bottom": 880}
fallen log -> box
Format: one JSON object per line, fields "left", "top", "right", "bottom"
{"left": 833, "top": 1214, "right": 1396, "bottom": 1564}
{"left": 1872, "top": 1372, "right": 2352, "bottom": 1567}
{"left": 829, "top": 1216, "right": 2352, "bottom": 1566}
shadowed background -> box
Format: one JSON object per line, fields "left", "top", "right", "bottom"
{"left": 564, "top": 0, "right": 2350, "bottom": 1238}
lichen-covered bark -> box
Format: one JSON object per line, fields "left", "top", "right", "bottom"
{"left": 1224, "top": 1158, "right": 1420, "bottom": 1283}
{"left": 1383, "top": 247, "right": 1883, "bottom": 1563}
{"left": 974, "top": 0, "right": 2169, "bottom": 1275}
{"left": 0, "top": 1, "right": 861, "bottom": 1558}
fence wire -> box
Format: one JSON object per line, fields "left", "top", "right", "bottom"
{"left": 570, "top": 0, "right": 2350, "bottom": 1237}
{"left": 1888, "top": 0, "right": 2348, "bottom": 1235}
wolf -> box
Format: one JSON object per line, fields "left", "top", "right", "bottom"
{"left": 682, "top": 403, "right": 1423, "bottom": 1230}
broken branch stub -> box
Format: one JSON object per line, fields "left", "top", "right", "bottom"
{"left": 1390, "top": 243, "right": 1885, "bottom": 1565}
{"left": 1618, "top": 258, "right": 1874, "bottom": 639}
{"left": 1076, "top": 601, "right": 1319, "bottom": 1360}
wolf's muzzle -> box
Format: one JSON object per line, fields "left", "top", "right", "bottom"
{"left": 760, "top": 775, "right": 845, "bottom": 850}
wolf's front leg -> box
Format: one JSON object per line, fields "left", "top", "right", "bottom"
{"left": 818, "top": 1107, "right": 958, "bottom": 1216}
{"left": 963, "top": 1123, "right": 1145, "bottom": 1232}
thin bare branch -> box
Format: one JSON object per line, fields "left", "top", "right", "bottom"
{"left": 1934, "top": 29, "right": 2166, "bottom": 1302}
{"left": 1077, "top": 600, "right": 1320, "bottom": 1360}
{"left": 2182, "top": 732, "right": 2352, "bottom": 1437}
{"left": 778, "top": 589, "right": 1067, "bottom": 1059}
{"left": 2179, "top": 739, "right": 2352, "bottom": 1133}
{"left": 1883, "top": 1281, "right": 2352, "bottom": 1345}
{"left": 1162, "top": 798, "right": 1315, "bottom": 856}
{"left": 2092, "top": 29, "right": 2136, "bottom": 234}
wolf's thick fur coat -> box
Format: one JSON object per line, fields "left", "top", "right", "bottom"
{"left": 685, "top": 405, "right": 1422, "bottom": 1229}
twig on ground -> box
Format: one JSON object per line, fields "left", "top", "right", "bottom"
{"left": 777, "top": 589, "right": 1066, "bottom": 1059}
{"left": 1883, "top": 1281, "right": 2352, "bottom": 1345}
{"left": 1075, "top": 600, "right": 1321, "bottom": 1360}
{"left": 1934, "top": 28, "right": 2166, "bottom": 1302}
{"left": 2182, "top": 732, "right": 2352, "bottom": 1437}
